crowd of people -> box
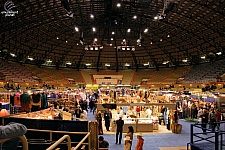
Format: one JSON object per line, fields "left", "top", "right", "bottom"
{"left": 197, "top": 107, "right": 222, "bottom": 134}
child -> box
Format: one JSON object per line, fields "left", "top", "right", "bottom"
{"left": 124, "top": 136, "right": 132, "bottom": 150}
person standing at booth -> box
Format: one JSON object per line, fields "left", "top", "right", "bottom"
{"left": 115, "top": 116, "right": 124, "bottom": 144}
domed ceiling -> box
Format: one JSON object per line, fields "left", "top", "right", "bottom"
{"left": 0, "top": 0, "right": 225, "bottom": 71}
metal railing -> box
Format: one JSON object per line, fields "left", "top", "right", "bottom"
{"left": 27, "top": 129, "right": 90, "bottom": 150}
{"left": 46, "top": 133, "right": 90, "bottom": 150}
{"left": 187, "top": 121, "right": 225, "bottom": 150}
{"left": 46, "top": 135, "right": 71, "bottom": 150}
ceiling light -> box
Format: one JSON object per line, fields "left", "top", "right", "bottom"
{"left": 123, "top": 39, "right": 126, "bottom": 42}
{"left": 56, "top": 37, "right": 59, "bottom": 39}
{"left": 90, "top": 14, "right": 94, "bottom": 18}
{"left": 27, "top": 57, "right": 34, "bottom": 61}
{"left": 125, "top": 63, "right": 130, "bottom": 67}
{"left": 66, "top": 40, "right": 68, "bottom": 43}
{"left": 86, "top": 63, "right": 91, "bottom": 66}
{"left": 105, "top": 64, "right": 110, "bottom": 67}
{"left": 75, "top": 27, "right": 79, "bottom": 32}
{"left": 160, "top": 38, "right": 162, "bottom": 41}
{"left": 92, "top": 27, "right": 96, "bottom": 32}
{"left": 112, "top": 31, "right": 115, "bottom": 34}
{"left": 133, "top": 15, "right": 137, "bottom": 19}
{"left": 182, "top": 59, "right": 188, "bottom": 62}
{"left": 111, "top": 38, "right": 113, "bottom": 41}
{"left": 154, "top": 16, "right": 158, "bottom": 20}
{"left": 66, "top": 62, "right": 72, "bottom": 65}
{"left": 144, "top": 28, "right": 148, "bottom": 33}
{"left": 143, "top": 62, "right": 149, "bottom": 66}
{"left": 162, "top": 61, "right": 169, "bottom": 64}
{"left": 201, "top": 56, "right": 206, "bottom": 59}
{"left": 46, "top": 59, "right": 52, "bottom": 63}
{"left": 94, "top": 38, "right": 97, "bottom": 42}
{"left": 167, "top": 34, "right": 170, "bottom": 37}
{"left": 150, "top": 42, "right": 153, "bottom": 44}
{"left": 117, "top": 3, "right": 121, "bottom": 7}
{"left": 127, "top": 28, "right": 131, "bottom": 32}
{"left": 10, "top": 53, "right": 16, "bottom": 57}
{"left": 217, "top": 52, "right": 222, "bottom": 55}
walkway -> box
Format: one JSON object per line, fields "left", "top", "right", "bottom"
{"left": 86, "top": 111, "right": 202, "bottom": 150}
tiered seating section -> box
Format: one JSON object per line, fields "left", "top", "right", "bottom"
{"left": 181, "top": 60, "right": 225, "bottom": 83}
{"left": 80, "top": 69, "right": 97, "bottom": 84}
{"left": 131, "top": 67, "right": 189, "bottom": 85}
{"left": 25, "top": 65, "right": 56, "bottom": 84}
{"left": 162, "top": 66, "right": 190, "bottom": 84}
{"left": 59, "top": 68, "right": 84, "bottom": 84}
{"left": 2, "top": 59, "right": 225, "bottom": 85}
{"left": 26, "top": 65, "right": 84, "bottom": 84}
{"left": 132, "top": 69, "right": 155, "bottom": 85}
{"left": 118, "top": 70, "right": 135, "bottom": 85}
{"left": 0, "top": 60, "right": 38, "bottom": 83}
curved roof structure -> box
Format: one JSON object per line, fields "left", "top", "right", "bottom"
{"left": 0, "top": 0, "right": 225, "bottom": 71}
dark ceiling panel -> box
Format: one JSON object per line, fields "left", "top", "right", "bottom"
{"left": 0, "top": 0, "right": 225, "bottom": 70}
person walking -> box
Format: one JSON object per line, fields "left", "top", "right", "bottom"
{"left": 216, "top": 109, "right": 221, "bottom": 130}
{"left": 97, "top": 111, "right": 103, "bottom": 135}
{"left": 208, "top": 108, "right": 217, "bottom": 131}
{"left": 125, "top": 126, "right": 134, "bottom": 149}
{"left": 115, "top": 116, "right": 124, "bottom": 144}
{"left": 135, "top": 133, "right": 144, "bottom": 150}
{"left": 124, "top": 136, "right": 132, "bottom": 150}
{"left": 104, "top": 109, "right": 112, "bottom": 131}
{"left": 200, "top": 109, "right": 209, "bottom": 134}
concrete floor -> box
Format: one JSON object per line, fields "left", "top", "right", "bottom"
{"left": 87, "top": 111, "right": 201, "bottom": 150}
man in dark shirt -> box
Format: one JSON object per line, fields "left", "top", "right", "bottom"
{"left": 104, "top": 109, "right": 112, "bottom": 131}
{"left": 99, "top": 136, "right": 109, "bottom": 148}
{"left": 115, "top": 116, "right": 124, "bottom": 144}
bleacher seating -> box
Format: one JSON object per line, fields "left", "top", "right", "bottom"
{"left": 0, "top": 60, "right": 39, "bottom": 83}
{"left": 97, "top": 70, "right": 118, "bottom": 75}
{"left": 132, "top": 69, "right": 155, "bottom": 85}
{"left": 150, "top": 68, "right": 172, "bottom": 84}
{"left": 181, "top": 60, "right": 225, "bottom": 83}
{"left": 81, "top": 69, "right": 97, "bottom": 84}
{"left": 118, "top": 70, "right": 135, "bottom": 85}
{"left": 25, "top": 65, "right": 55, "bottom": 84}
{"left": 162, "top": 66, "right": 190, "bottom": 84}
{"left": 40, "top": 67, "right": 68, "bottom": 84}
{"left": 59, "top": 68, "right": 83, "bottom": 84}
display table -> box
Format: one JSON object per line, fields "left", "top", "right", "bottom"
{"left": 1, "top": 103, "right": 10, "bottom": 110}
{"left": 136, "top": 118, "right": 153, "bottom": 132}
{"left": 136, "top": 123, "right": 153, "bottom": 132}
